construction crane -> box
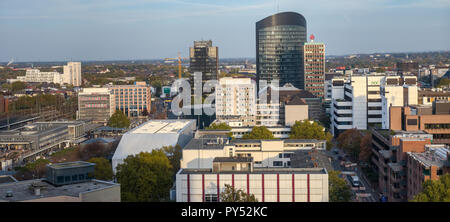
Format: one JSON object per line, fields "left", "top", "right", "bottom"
{"left": 164, "top": 53, "right": 188, "bottom": 79}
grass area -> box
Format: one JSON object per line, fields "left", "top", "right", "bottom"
{"left": 50, "top": 147, "right": 78, "bottom": 157}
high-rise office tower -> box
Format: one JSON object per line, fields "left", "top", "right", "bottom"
{"left": 304, "top": 34, "right": 325, "bottom": 98}
{"left": 63, "top": 62, "right": 82, "bottom": 87}
{"left": 189, "top": 40, "right": 219, "bottom": 83}
{"left": 256, "top": 12, "right": 307, "bottom": 90}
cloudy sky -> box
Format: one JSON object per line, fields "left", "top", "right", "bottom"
{"left": 0, "top": 0, "right": 449, "bottom": 62}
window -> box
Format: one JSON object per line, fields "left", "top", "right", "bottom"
{"left": 72, "top": 175, "right": 78, "bottom": 181}
{"left": 57, "top": 176, "right": 64, "bottom": 183}
{"left": 204, "top": 194, "right": 218, "bottom": 202}
{"left": 79, "top": 174, "right": 85, "bottom": 180}
{"left": 279, "top": 153, "right": 283, "bottom": 158}
{"left": 273, "top": 161, "right": 283, "bottom": 166}
{"left": 65, "top": 176, "right": 71, "bottom": 182}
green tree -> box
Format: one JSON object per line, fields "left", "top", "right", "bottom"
{"left": 359, "top": 133, "right": 372, "bottom": 162}
{"left": 220, "top": 184, "right": 258, "bottom": 202}
{"left": 329, "top": 170, "right": 353, "bottom": 202}
{"left": 162, "top": 145, "right": 182, "bottom": 175}
{"left": 242, "top": 126, "right": 274, "bottom": 140}
{"left": 411, "top": 174, "right": 450, "bottom": 202}
{"left": 87, "top": 157, "right": 113, "bottom": 181}
{"left": 23, "top": 158, "right": 50, "bottom": 179}
{"left": 437, "top": 78, "right": 450, "bottom": 88}
{"left": 11, "top": 81, "right": 26, "bottom": 92}
{"left": 116, "top": 150, "right": 173, "bottom": 202}
{"left": 336, "top": 129, "right": 363, "bottom": 161}
{"left": 206, "top": 123, "right": 232, "bottom": 130}
{"left": 289, "top": 120, "right": 333, "bottom": 150}
{"left": 108, "top": 110, "right": 130, "bottom": 128}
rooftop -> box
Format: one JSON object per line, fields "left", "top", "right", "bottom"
{"left": 213, "top": 157, "right": 253, "bottom": 163}
{"left": 407, "top": 146, "right": 449, "bottom": 168}
{"left": 47, "top": 161, "right": 95, "bottom": 170}
{"left": 0, "top": 179, "right": 118, "bottom": 202}
{"left": 179, "top": 167, "right": 327, "bottom": 175}
{"left": 130, "top": 119, "right": 194, "bottom": 134}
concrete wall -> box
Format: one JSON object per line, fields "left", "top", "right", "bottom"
{"left": 80, "top": 183, "right": 120, "bottom": 202}
{"left": 285, "top": 105, "right": 308, "bottom": 126}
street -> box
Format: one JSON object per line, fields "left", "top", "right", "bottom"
{"left": 328, "top": 146, "right": 379, "bottom": 202}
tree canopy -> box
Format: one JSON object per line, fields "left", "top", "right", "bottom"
{"left": 336, "top": 129, "right": 364, "bottom": 161}
{"left": 116, "top": 150, "right": 173, "bottom": 202}
{"left": 436, "top": 78, "right": 450, "bottom": 88}
{"left": 162, "top": 145, "right": 182, "bottom": 176}
{"left": 242, "top": 126, "right": 274, "bottom": 140}
{"left": 108, "top": 109, "right": 130, "bottom": 128}
{"left": 206, "top": 123, "right": 232, "bottom": 130}
{"left": 220, "top": 184, "right": 258, "bottom": 202}
{"left": 329, "top": 170, "right": 353, "bottom": 202}
{"left": 11, "top": 81, "right": 26, "bottom": 92}
{"left": 289, "top": 120, "right": 333, "bottom": 150}
{"left": 411, "top": 174, "right": 450, "bottom": 202}
{"left": 87, "top": 157, "right": 114, "bottom": 181}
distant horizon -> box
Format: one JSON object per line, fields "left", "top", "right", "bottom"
{"left": 1, "top": 50, "right": 448, "bottom": 64}
{"left": 1, "top": 0, "right": 449, "bottom": 62}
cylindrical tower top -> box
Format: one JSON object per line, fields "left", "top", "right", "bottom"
{"left": 256, "top": 11, "right": 307, "bottom": 30}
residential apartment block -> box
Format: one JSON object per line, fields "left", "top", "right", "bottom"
{"left": 215, "top": 77, "right": 256, "bottom": 127}
{"left": 63, "top": 62, "right": 82, "bottom": 87}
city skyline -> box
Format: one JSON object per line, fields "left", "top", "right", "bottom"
{"left": 1, "top": 0, "right": 449, "bottom": 62}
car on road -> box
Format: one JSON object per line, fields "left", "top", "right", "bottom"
{"left": 350, "top": 175, "right": 360, "bottom": 187}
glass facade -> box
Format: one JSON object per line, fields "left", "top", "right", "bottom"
{"left": 256, "top": 12, "right": 307, "bottom": 90}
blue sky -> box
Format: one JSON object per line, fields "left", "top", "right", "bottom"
{"left": 0, "top": 0, "right": 449, "bottom": 62}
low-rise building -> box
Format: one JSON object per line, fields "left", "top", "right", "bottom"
{"left": 0, "top": 161, "right": 120, "bottom": 202}
{"left": 78, "top": 88, "right": 115, "bottom": 124}
{"left": 406, "top": 144, "right": 450, "bottom": 200}
{"left": 112, "top": 119, "right": 196, "bottom": 173}
{"left": 180, "top": 136, "right": 326, "bottom": 169}
{"left": 176, "top": 166, "right": 329, "bottom": 202}
{"left": 107, "top": 81, "right": 152, "bottom": 117}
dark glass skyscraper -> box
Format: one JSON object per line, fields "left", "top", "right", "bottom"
{"left": 256, "top": 12, "right": 307, "bottom": 89}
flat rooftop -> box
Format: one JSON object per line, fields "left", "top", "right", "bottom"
{"left": 408, "top": 147, "right": 449, "bottom": 168}
{"left": 130, "top": 119, "right": 194, "bottom": 134}
{"left": 179, "top": 167, "right": 327, "bottom": 175}
{"left": 0, "top": 179, "right": 118, "bottom": 202}
{"left": 48, "top": 161, "right": 95, "bottom": 170}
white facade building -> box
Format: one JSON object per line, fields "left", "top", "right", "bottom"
{"left": 180, "top": 138, "right": 326, "bottom": 169}
{"left": 112, "top": 119, "right": 196, "bottom": 174}
{"left": 381, "top": 76, "right": 418, "bottom": 129}
{"left": 16, "top": 69, "right": 63, "bottom": 84}
{"left": 330, "top": 74, "right": 385, "bottom": 136}
{"left": 63, "top": 62, "right": 82, "bottom": 87}
{"left": 215, "top": 77, "right": 256, "bottom": 127}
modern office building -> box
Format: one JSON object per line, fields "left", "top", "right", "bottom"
{"left": 330, "top": 74, "right": 385, "bottom": 136}
{"left": 77, "top": 88, "right": 115, "bottom": 124}
{"left": 63, "top": 62, "right": 82, "bottom": 87}
{"left": 112, "top": 119, "right": 196, "bottom": 174}
{"left": 256, "top": 12, "right": 307, "bottom": 90}
{"left": 304, "top": 34, "right": 325, "bottom": 98}
{"left": 215, "top": 77, "right": 256, "bottom": 127}
{"left": 189, "top": 40, "right": 219, "bottom": 87}
{"left": 108, "top": 81, "right": 151, "bottom": 117}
